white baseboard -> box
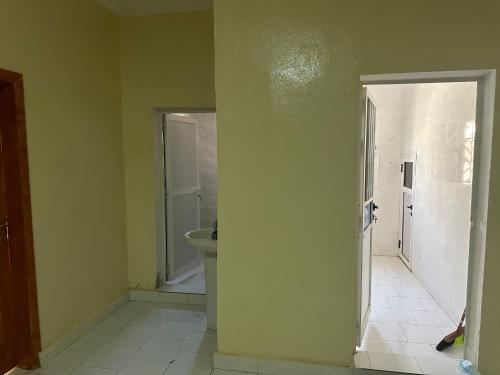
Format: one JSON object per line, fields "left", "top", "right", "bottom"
{"left": 213, "top": 353, "right": 354, "bottom": 375}
{"left": 38, "top": 292, "right": 129, "bottom": 365}
{"left": 129, "top": 289, "right": 207, "bottom": 306}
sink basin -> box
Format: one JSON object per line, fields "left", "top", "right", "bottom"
{"left": 184, "top": 228, "right": 217, "bottom": 255}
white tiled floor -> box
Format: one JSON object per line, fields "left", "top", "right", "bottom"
{"left": 16, "top": 302, "right": 215, "bottom": 375}
{"left": 11, "top": 256, "right": 466, "bottom": 375}
{"left": 159, "top": 268, "right": 206, "bottom": 295}
{"left": 354, "top": 255, "right": 464, "bottom": 374}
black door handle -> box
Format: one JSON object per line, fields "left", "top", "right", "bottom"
{"left": 406, "top": 204, "right": 413, "bottom": 210}
{"left": 373, "top": 203, "right": 379, "bottom": 211}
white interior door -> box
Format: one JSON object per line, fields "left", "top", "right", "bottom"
{"left": 357, "top": 91, "right": 376, "bottom": 345}
{"left": 399, "top": 161, "right": 414, "bottom": 269}
{"left": 164, "top": 114, "right": 202, "bottom": 281}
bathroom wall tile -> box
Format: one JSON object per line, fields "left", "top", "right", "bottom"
{"left": 196, "top": 113, "right": 217, "bottom": 228}
{"left": 407, "top": 83, "right": 475, "bottom": 325}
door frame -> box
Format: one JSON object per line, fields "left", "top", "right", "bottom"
{"left": 152, "top": 108, "right": 215, "bottom": 288}
{"left": 356, "top": 89, "right": 377, "bottom": 346}
{"left": 0, "top": 67, "right": 41, "bottom": 370}
{"left": 398, "top": 158, "right": 416, "bottom": 270}
{"left": 356, "top": 69, "right": 496, "bottom": 366}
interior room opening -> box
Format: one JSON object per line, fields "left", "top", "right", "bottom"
{"left": 355, "top": 81, "right": 479, "bottom": 374}
{"left": 158, "top": 112, "right": 217, "bottom": 295}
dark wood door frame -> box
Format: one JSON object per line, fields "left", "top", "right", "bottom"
{"left": 0, "top": 67, "right": 41, "bottom": 371}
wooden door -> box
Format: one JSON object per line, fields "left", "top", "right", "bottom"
{"left": 0, "top": 68, "right": 40, "bottom": 372}
{"left": 0, "top": 127, "right": 16, "bottom": 374}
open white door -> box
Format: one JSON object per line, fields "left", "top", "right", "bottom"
{"left": 164, "top": 114, "right": 202, "bottom": 281}
{"left": 399, "top": 161, "right": 415, "bottom": 269}
{"left": 357, "top": 90, "right": 377, "bottom": 346}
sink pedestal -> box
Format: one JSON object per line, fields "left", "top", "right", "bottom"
{"left": 183, "top": 228, "right": 217, "bottom": 331}
{"left": 205, "top": 253, "right": 217, "bottom": 330}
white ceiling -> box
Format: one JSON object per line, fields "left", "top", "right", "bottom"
{"left": 99, "top": 0, "right": 213, "bottom": 16}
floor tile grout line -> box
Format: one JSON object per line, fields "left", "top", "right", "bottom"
{"left": 73, "top": 303, "right": 186, "bottom": 374}
{"left": 414, "top": 355, "right": 424, "bottom": 374}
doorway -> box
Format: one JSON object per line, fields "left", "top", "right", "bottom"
{"left": 155, "top": 111, "right": 217, "bottom": 294}
{"left": 0, "top": 68, "right": 40, "bottom": 373}
{"left": 355, "top": 71, "right": 495, "bottom": 374}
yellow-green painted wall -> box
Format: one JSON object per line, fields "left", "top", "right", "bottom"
{"left": 214, "top": 1, "right": 500, "bottom": 373}
{"left": 0, "top": 1, "right": 127, "bottom": 348}
{"left": 119, "top": 11, "right": 215, "bottom": 289}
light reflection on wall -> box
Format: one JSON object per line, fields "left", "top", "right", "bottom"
{"left": 408, "top": 81, "right": 477, "bottom": 323}
{"left": 254, "top": 20, "right": 330, "bottom": 112}
{"left": 268, "top": 28, "right": 328, "bottom": 110}
{"left": 462, "top": 120, "right": 475, "bottom": 185}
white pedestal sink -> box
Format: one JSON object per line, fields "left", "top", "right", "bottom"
{"left": 184, "top": 228, "right": 217, "bottom": 330}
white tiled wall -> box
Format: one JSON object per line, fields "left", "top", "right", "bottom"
{"left": 403, "top": 82, "right": 477, "bottom": 323}
{"left": 195, "top": 113, "right": 218, "bottom": 228}
{"left": 369, "top": 82, "right": 476, "bottom": 324}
